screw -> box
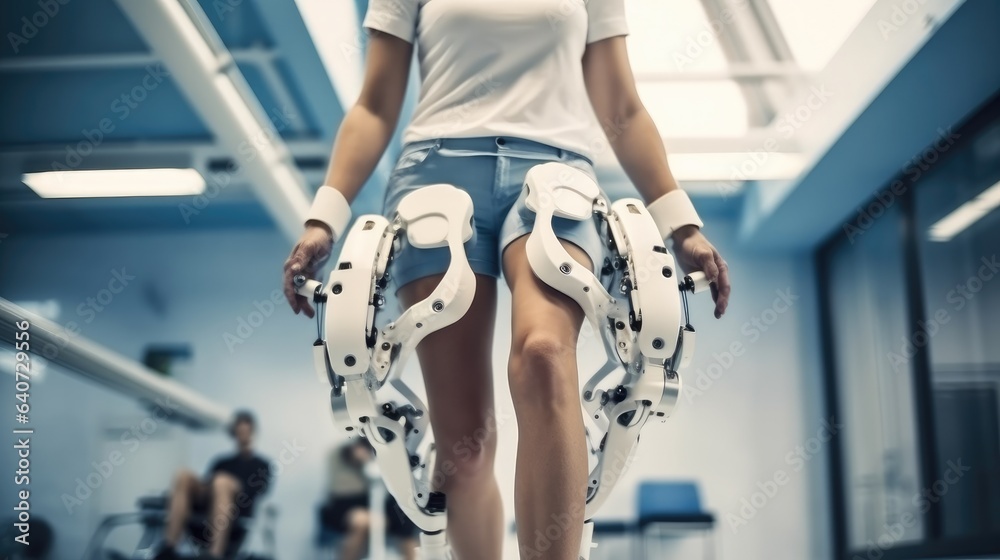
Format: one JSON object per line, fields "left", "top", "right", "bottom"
{"left": 652, "top": 338, "right": 664, "bottom": 350}
{"left": 345, "top": 355, "right": 356, "bottom": 366}
{"left": 615, "top": 321, "right": 625, "bottom": 330}
{"left": 559, "top": 263, "right": 572, "bottom": 274}
{"left": 381, "top": 342, "right": 391, "bottom": 351}
{"left": 662, "top": 267, "right": 672, "bottom": 278}
{"left": 432, "top": 300, "right": 444, "bottom": 312}
{"left": 416, "top": 322, "right": 423, "bottom": 328}
{"left": 332, "top": 284, "right": 343, "bottom": 295}
{"left": 584, "top": 390, "right": 593, "bottom": 400}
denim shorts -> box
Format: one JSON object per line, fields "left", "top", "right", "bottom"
{"left": 382, "top": 136, "right": 609, "bottom": 292}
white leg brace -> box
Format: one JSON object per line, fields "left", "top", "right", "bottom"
{"left": 295, "top": 167, "right": 709, "bottom": 560}
{"left": 295, "top": 183, "right": 478, "bottom": 560}
{"left": 521, "top": 162, "right": 709, "bottom": 560}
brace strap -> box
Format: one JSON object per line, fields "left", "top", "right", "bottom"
{"left": 306, "top": 186, "right": 352, "bottom": 242}
{"left": 646, "top": 189, "right": 704, "bottom": 239}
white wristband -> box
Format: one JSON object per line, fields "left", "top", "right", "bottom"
{"left": 646, "top": 189, "right": 704, "bottom": 239}
{"left": 306, "top": 186, "right": 352, "bottom": 242}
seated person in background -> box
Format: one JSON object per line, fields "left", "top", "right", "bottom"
{"left": 156, "top": 410, "right": 272, "bottom": 560}
{"left": 321, "top": 438, "right": 418, "bottom": 560}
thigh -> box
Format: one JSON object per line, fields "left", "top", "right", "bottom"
{"left": 502, "top": 235, "right": 591, "bottom": 350}
{"left": 398, "top": 273, "right": 499, "bottom": 448}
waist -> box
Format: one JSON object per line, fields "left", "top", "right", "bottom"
{"left": 400, "top": 136, "right": 593, "bottom": 166}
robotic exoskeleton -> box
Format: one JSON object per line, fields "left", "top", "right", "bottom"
{"left": 296, "top": 163, "right": 709, "bottom": 560}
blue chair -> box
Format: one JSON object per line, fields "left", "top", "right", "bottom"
{"left": 636, "top": 481, "right": 717, "bottom": 560}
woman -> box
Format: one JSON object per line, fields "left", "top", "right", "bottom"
{"left": 283, "top": 1, "right": 732, "bottom": 558}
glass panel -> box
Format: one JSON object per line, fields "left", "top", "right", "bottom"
{"left": 767, "top": 0, "right": 878, "bottom": 70}
{"left": 914, "top": 113, "right": 1000, "bottom": 539}
{"left": 827, "top": 205, "right": 925, "bottom": 548}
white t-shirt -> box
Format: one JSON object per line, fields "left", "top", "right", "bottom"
{"left": 362, "top": 0, "right": 629, "bottom": 161}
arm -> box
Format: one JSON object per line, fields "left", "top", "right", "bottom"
{"left": 583, "top": 37, "right": 731, "bottom": 318}
{"left": 283, "top": 31, "right": 414, "bottom": 317}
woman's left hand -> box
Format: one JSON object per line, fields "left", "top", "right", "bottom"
{"left": 671, "top": 225, "right": 731, "bottom": 318}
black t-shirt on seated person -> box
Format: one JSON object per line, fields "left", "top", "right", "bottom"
{"left": 206, "top": 453, "right": 271, "bottom": 518}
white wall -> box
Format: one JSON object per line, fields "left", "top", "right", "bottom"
{"left": 0, "top": 215, "right": 830, "bottom": 560}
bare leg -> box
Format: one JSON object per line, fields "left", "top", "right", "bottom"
{"left": 398, "top": 274, "right": 504, "bottom": 560}
{"left": 503, "top": 236, "right": 590, "bottom": 560}
{"left": 338, "top": 508, "right": 370, "bottom": 560}
{"left": 163, "top": 469, "right": 209, "bottom": 547}
{"left": 207, "top": 472, "right": 241, "bottom": 558}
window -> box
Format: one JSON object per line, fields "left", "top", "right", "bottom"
{"left": 825, "top": 203, "right": 925, "bottom": 548}
{"left": 819, "top": 94, "right": 1000, "bottom": 558}
{"left": 913, "top": 116, "right": 1000, "bottom": 539}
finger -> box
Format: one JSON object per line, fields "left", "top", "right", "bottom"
{"left": 713, "top": 252, "right": 731, "bottom": 318}
{"left": 283, "top": 280, "right": 301, "bottom": 315}
{"left": 698, "top": 247, "right": 721, "bottom": 284}
{"left": 299, "top": 295, "right": 315, "bottom": 319}
{"left": 283, "top": 249, "right": 307, "bottom": 314}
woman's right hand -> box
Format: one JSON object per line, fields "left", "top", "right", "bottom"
{"left": 283, "top": 224, "right": 334, "bottom": 318}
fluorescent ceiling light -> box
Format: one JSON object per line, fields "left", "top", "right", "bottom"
{"left": 928, "top": 179, "right": 1000, "bottom": 242}
{"left": 22, "top": 168, "right": 206, "bottom": 199}
{"left": 667, "top": 152, "right": 807, "bottom": 182}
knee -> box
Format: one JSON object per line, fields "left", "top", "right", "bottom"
{"left": 211, "top": 472, "right": 240, "bottom": 497}
{"left": 434, "top": 430, "right": 496, "bottom": 491}
{"left": 347, "top": 509, "right": 370, "bottom": 533}
{"left": 509, "top": 331, "right": 578, "bottom": 409}
{"left": 172, "top": 468, "right": 198, "bottom": 490}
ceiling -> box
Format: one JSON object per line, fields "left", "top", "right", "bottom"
{"left": 2, "top": 0, "right": 978, "bottom": 244}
